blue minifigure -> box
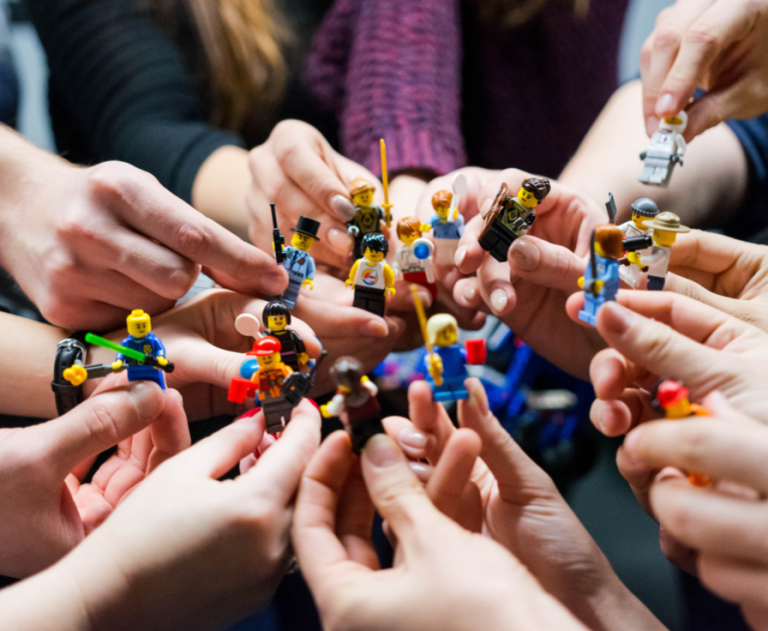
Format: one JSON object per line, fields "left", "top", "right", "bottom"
{"left": 113, "top": 309, "right": 169, "bottom": 389}
{"left": 279, "top": 216, "right": 319, "bottom": 310}
{"left": 578, "top": 224, "right": 623, "bottom": 327}
{"left": 423, "top": 314, "right": 486, "bottom": 402}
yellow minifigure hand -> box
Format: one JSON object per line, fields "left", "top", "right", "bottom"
{"left": 345, "top": 278, "right": 354, "bottom": 288}
{"left": 302, "top": 279, "right": 314, "bottom": 290}
{"left": 112, "top": 360, "right": 123, "bottom": 371}
{"left": 452, "top": 209, "right": 459, "bottom": 221}
{"left": 627, "top": 251, "right": 640, "bottom": 265}
{"left": 595, "top": 280, "right": 605, "bottom": 292}
{"left": 427, "top": 357, "right": 444, "bottom": 384}
{"left": 319, "top": 404, "right": 331, "bottom": 419}
{"left": 577, "top": 276, "right": 584, "bottom": 289}
{"left": 420, "top": 223, "right": 432, "bottom": 233}
{"left": 157, "top": 357, "right": 169, "bottom": 366}
{"left": 386, "top": 287, "right": 396, "bottom": 297}
{"left": 63, "top": 364, "right": 87, "bottom": 386}
{"left": 298, "top": 353, "right": 309, "bottom": 365}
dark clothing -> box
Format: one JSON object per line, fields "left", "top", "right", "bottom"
{"left": 266, "top": 328, "right": 306, "bottom": 371}
{"left": 353, "top": 286, "right": 385, "bottom": 318}
{"left": 726, "top": 115, "right": 768, "bottom": 242}
{"left": 479, "top": 197, "right": 535, "bottom": 262}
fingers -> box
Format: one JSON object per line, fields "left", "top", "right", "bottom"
{"left": 404, "top": 380, "right": 456, "bottom": 462}
{"left": 425, "top": 429, "right": 481, "bottom": 521}
{"left": 700, "top": 554, "right": 768, "bottom": 610}
{"left": 335, "top": 456, "right": 379, "bottom": 570}
{"left": 146, "top": 389, "right": 191, "bottom": 475}
{"left": 507, "top": 236, "right": 585, "bottom": 294}
{"left": 34, "top": 381, "right": 166, "bottom": 481}
{"left": 455, "top": 213, "right": 488, "bottom": 275}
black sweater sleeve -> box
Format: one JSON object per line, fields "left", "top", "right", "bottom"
{"left": 27, "top": 0, "right": 245, "bottom": 203}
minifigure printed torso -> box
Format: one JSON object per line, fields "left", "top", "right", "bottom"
{"left": 578, "top": 225, "right": 623, "bottom": 327}
{"left": 638, "top": 113, "right": 688, "bottom": 187}
{"left": 429, "top": 189, "right": 465, "bottom": 265}
{"left": 348, "top": 177, "right": 385, "bottom": 260}
{"left": 617, "top": 198, "right": 659, "bottom": 289}
{"left": 394, "top": 216, "right": 437, "bottom": 300}
{"left": 267, "top": 328, "right": 305, "bottom": 371}
{"left": 347, "top": 233, "right": 395, "bottom": 317}
{"left": 118, "top": 310, "right": 167, "bottom": 389}
{"left": 635, "top": 212, "right": 690, "bottom": 291}
{"left": 279, "top": 216, "right": 319, "bottom": 310}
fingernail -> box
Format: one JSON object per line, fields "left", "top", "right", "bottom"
{"left": 466, "top": 379, "right": 489, "bottom": 416}
{"left": 455, "top": 245, "right": 467, "bottom": 268}
{"left": 399, "top": 427, "right": 428, "bottom": 449}
{"left": 509, "top": 238, "right": 537, "bottom": 271}
{"left": 328, "top": 228, "right": 353, "bottom": 253}
{"left": 238, "top": 408, "right": 261, "bottom": 420}
{"left": 360, "top": 319, "right": 389, "bottom": 337}
{"left": 646, "top": 116, "right": 659, "bottom": 137}
{"left": 656, "top": 94, "right": 675, "bottom": 117}
{"left": 330, "top": 194, "right": 356, "bottom": 221}
{"left": 624, "top": 428, "right": 640, "bottom": 454}
{"left": 462, "top": 282, "right": 477, "bottom": 304}
{"left": 491, "top": 289, "right": 508, "bottom": 314}
{"left": 601, "top": 302, "right": 635, "bottom": 335}
{"left": 129, "top": 381, "right": 162, "bottom": 419}
{"left": 264, "top": 271, "right": 287, "bottom": 294}
{"left": 413, "top": 289, "right": 432, "bottom": 308}
{"left": 408, "top": 461, "right": 432, "bottom": 482}
{"left": 365, "top": 434, "right": 401, "bottom": 467}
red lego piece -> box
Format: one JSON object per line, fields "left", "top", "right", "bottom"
{"left": 465, "top": 339, "right": 487, "bottom": 365}
{"left": 228, "top": 377, "right": 258, "bottom": 404}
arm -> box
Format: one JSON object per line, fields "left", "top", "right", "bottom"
{"left": 383, "top": 264, "right": 396, "bottom": 296}
{"left": 346, "top": 260, "right": 361, "bottom": 287}
{"left": 302, "top": 257, "right": 316, "bottom": 289}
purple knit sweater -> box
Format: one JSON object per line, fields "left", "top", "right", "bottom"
{"left": 306, "top": 0, "right": 628, "bottom": 179}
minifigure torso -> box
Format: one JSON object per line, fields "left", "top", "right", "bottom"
{"left": 395, "top": 240, "right": 432, "bottom": 275}
{"left": 583, "top": 254, "right": 620, "bottom": 293}
{"left": 282, "top": 246, "right": 316, "bottom": 283}
{"left": 430, "top": 214, "right": 464, "bottom": 240}
{"left": 429, "top": 345, "right": 468, "bottom": 380}
{"left": 255, "top": 364, "right": 293, "bottom": 399}
{"left": 642, "top": 245, "right": 671, "bottom": 279}
{"left": 499, "top": 197, "right": 533, "bottom": 234}
{"left": 118, "top": 333, "right": 165, "bottom": 364}
{"left": 354, "top": 259, "right": 386, "bottom": 290}
{"left": 350, "top": 206, "right": 383, "bottom": 236}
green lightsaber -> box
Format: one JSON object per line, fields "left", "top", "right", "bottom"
{"left": 85, "top": 333, "right": 175, "bottom": 373}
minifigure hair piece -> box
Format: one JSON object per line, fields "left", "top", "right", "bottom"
{"left": 263, "top": 300, "right": 291, "bottom": 324}
{"left": 350, "top": 177, "right": 375, "bottom": 197}
{"left": 362, "top": 232, "right": 389, "bottom": 254}
{"left": 397, "top": 216, "right": 423, "bottom": 239}
{"left": 330, "top": 356, "right": 368, "bottom": 406}
{"left": 432, "top": 190, "right": 453, "bottom": 209}
{"left": 427, "top": 313, "right": 458, "bottom": 345}
{"left": 594, "top": 224, "right": 624, "bottom": 259}
{"left": 522, "top": 177, "right": 551, "bottom": 202}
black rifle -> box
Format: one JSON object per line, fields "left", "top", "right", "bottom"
{"left": 620, "top": 235, "right": 653, "bottom": 268}
{"left": 271, "top": 203, "right": 285, "bottom": 264}
{"left": 283, "top": 351, "right": 327, "bottom": 405}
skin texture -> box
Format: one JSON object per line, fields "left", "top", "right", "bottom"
{"left": 0, "top": 380, "right": 189, "bottom": 578}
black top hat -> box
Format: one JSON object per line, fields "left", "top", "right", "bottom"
{"left": 291, "top": 216, "right": 321, "bottom": 241}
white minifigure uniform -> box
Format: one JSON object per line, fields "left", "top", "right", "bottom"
{"left": 639, "top": 245, "right": 671, "bottom": 290}
{"left": 638, "top": 112, "right": 688, "bottom": 187}
{"left": 393, "top": 238, "right": 435, "bottom": 282}
{"left": 617, "top": 220, "right": 653, "bottom": 289}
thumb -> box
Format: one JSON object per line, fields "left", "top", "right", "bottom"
{"left": 37, "top": 381, "right": 165, "bottom": 480}
{"left": 360, "top": 434, "right": 442, "bottom": 554}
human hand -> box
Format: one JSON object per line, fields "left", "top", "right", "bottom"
{"left": 247, "top": 120, "right": 380, "bottom": 268}
{"left": 0, "top": 380, "right": 188, "bottom": 578}
{"left": 0, "top": 154, "right": 286, "bottom": 330}
{"left": 387, "top": 379, "right": 664, "bottom": 631}
{"left": 624, "top": 393, "right": 768, "bottom": 630}
{"left": 293, "top": 429, "right": 588, "bottom": 631}
{"left": 641, "top": 0, "right": 768, "bottom": 141}
{"left": 455, "top": 170, "right": 608, "bottom": 378}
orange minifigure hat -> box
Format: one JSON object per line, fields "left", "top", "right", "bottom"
{"left": 656, "top": 380, "right": 689, "bottom": 409}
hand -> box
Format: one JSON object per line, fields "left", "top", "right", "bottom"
{"left": 292, "top": 430, "right": 588, "bottom": 631}
{"left": 641, "top": 0, "right": 768, "bottom": 140}
{"left": 0, "top": 150, "right": 287, "bottom": 330}
{"left": 624, "top": 393, "right": 768, "bottom": 629}
{"left": 0, "top": 380, "right": 188, "bottom": 578}
{"left": 302, "top": 279, "right": 314, "bottom": 290}
{"left": 247, "top": 120, "right": 379, "bottom": 268}
{"left": 455, "top": 170, "right": 608, "bottom": 379}
{"left": 388, "top": 379, "right": 665, "bottom": 631}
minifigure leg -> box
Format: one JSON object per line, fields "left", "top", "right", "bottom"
{"left": 578, "top": 295, "right": 603, "bottom": 327}
{"left": 262, "top": 399, "right": 287, "bottom": 434}
{"left": 478, "top": 226, "right": 513, "bottom": 263}
{"left": 647, "top": 276, "right": 666, "bottom": 291}
{"left": 353, "top": 288, "right": 386, "bottom": 317}
{"left": 127, "top": 366, "right": 166, "bottom": 390}
{"left": 349, "top": 417, "right": 385, "bottom": 454}
{"left": 280, "top": 280, "right": 301, "bottom": 310}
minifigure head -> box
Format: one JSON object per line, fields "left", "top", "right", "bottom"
{"left": 290, "top": 216, "right": 320, "bottom": 251}
{"left": 517, "top": 177, "right": 551, "bottom": 209}
{"left": 330, "top": 356, "right": 367, "bottom": 403}
{"left": 432, "top": 190, "right": 453, "bottom": 220}
{"left": 642, "top": 212, "right": 690, "bottom": 248}
{"left": 254, "top": 336, "right": 282, "bottom": 369}
{"left": 593, "top": 224, "right": 623, "bottom": 259}
{"left": 350, "top": 177, "right": 375, "bottom": 207}
{"left": 630, "top": 198, "right": 659, "bottom": 228}
{"left": 427, "top": 313, "right": 458, "bottom": 347}
{"left": 654, "top": 379, "right": 691, "bottom": 419}
{"left": 659, "top": 111, "right": 688, "bottom": 134}
{"left": 263, "top": 301, "right": 291, "bottom": 332}
{"left": 397, "top": 216, "right": 424, "bottom": 246}
{"left": 362, "top": 233, "right": 389, "bottom": 263}
{"left": 126, "top": 309, "right": 151, "bottom": 337}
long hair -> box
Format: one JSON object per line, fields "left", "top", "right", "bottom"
{"left": 480, "top": 0, "right": 590, "bottom": 28}
{"left": 149, "top": 0, "right": 290, "bottom": 133}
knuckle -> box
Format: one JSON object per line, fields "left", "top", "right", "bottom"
{"left": 683, "top": 24, "right": 721, "bottom": 56}
{"left": 675, "top": 426, "right": 711, "bottom": 470}
{"left": 172, "top": 221, "right": 208, "bottom": 258}
{"left": 165, "top": 264, "right": 197, "bottom": 298}
{"left": 86, "top": 161, "right": 142, "bottom": 201}
{"left": 653, "top": 24, "right": 684, "bottom": 52}
{"left": 82, "top": 402, "right": 124, "bottom": 449}
{"left": 663, "top": 501, "right": 695, "bottom": 539}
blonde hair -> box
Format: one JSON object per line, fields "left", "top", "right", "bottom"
{"left": 481, "top": 0, "right": 590, "bottom": 27}
{"left": 427, "top": 314, "right": 457, "bottom": 345}
{"left": 149, "top": 0, "right": 290, "bottom": 133}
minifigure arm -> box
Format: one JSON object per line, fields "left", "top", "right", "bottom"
{"left": 361, "top": 376, "right": 379, "bottom": 397}
{"left": 383, "top": 264, "right": 396, "bottom": 296}
{"left": 347, "top": 219, "right": 360, "bottom": 236}
{"left": 392, "top": 253, "right": 402, "bottom": 279}
{"left": 302, "top": 256, "right": 316, "bottom": 289}
{"left": 419, "top": 223, "right": 432, "bottom": 233}
{"left": 346, "top": 260, "right": 361, "bottom": 287}
{"left": 321, "top": 393, "right": 346, "bottom": 418}
{"left": 640, "top": 247, "right": 665, "bottom": 265}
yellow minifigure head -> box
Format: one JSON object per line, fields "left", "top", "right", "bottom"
{"left": 254, "top": 336, "right": 282, "bottom": 369}
{"left": 642, "top": 212, "right": 690, "bottom": 248}
{"left": 427, "top": 313, "right": 458, "bottom": 348}
{"left": 126, "top": 309, "right": 151, "bottom": 337}
{"left": 432, "top": 190, "right": 453, "bottom": 221}
{"left": 397, "top": 216, "right": 424, "bottom": 246}
{"left": 630, "top": 198, "right": 659, "bottom": 229}
{"left": 290, "top": 216, "right": 320, "bottom": 252}
{"left": 263, "top": 301, "right": 291, "bottom": 333}
{"left": 516, "top": 177, "right": 552, "bottom": 210}
{"left": 350, "top": 177, "right": 375, "bottom": 207}
{"left": 593, "top": 224, "right": 623, "bottom": 260}
{"left": 361, "top": 233, "right": 389, "bottom": 263}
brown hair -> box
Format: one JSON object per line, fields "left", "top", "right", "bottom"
{"left": 149, "top": 0, "right": 290, "bottom": 133}
{"left": 480, "top": 0, "right": 589, "bottom": 28}
{"left": 432, "top": 190, "right": 453, "bottom": 210}
{"left": 350, "top": 177, "right": 375, "bottom": 197}
{"left": 397, "top": 216, "right": 423, "bottom": 239}
{"left": 594, "top": 224, "right": 623, "bottom": 259}
{"left": 522, "top": 177, "right": 551, "bottom": 202}
{"left": 330, "top": 357, "right": 369, "bottom": 406}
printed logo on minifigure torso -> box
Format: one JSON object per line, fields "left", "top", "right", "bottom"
{"left": 357, "top": 208, "right": 380, "bottom": 233}
{"left": 361, "top": 268, "right": 379, "bottom": 286}
{"left": 143, "top": 344, "right": 153, "bottom": 355}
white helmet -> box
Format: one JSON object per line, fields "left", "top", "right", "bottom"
{"left": 659, "top": 110, "right": 688, "bottom": 134}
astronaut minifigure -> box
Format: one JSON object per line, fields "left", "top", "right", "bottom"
{"left": 393, "top": 216, "right": 436, "bottom": 300}
{"left": 279, "top": 216, "right": 319, "bottom": 310}
{"left": 618, "top": 198, "right": 659, "bottom": 288}
{"left": 636, "top": 212, "right": 690, "bottom": 291}
{"left": 578, "top": 225, "right": 623, "bottom": 327}
{"left": 638, "top": 112, "right": 688, "bottom": 187}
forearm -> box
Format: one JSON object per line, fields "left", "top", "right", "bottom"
{"left": 560, "top": 80, "right": 747, "bottom": 228}
{"left": 580, "top": 571, "right": 669, "bottom": 631}
{"left": 192, "top": 145, "right": 251, "bottom": 236}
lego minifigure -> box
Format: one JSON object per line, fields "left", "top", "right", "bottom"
{"left": 227, "top": 336, "right": 296, "bottom": 434}
{"left": 618, "top": 198, "right": 659, "bottom": 288}
{"left": 429, "top": 189, "right": 464, "bottom": 265}
{"left": 638, "top": 112, "right": 688, "bottom": 187}
{"left": 278, "top": 216, "right": 319, "bottom": 310}
{"left": 478, "top": 178, "right": 551, "bottom": 263}
{"left": 393, "top": 216, "right": 437, "bottom": 300}
{"left": 108, "top": 310, "right": 169, "bottom": 389}
{"left": 578, "top": 225, "right": 623, "bottom": 327}
{"left": 653, "top": 379, "right": 712, "bottom": 487}
{"left": 347, "top": 177, "right": 387, "bottom": 260}
{"left": 346, "top": 233, "right": 396, "bottom": 317}
{"left": 636, "top": 212, "right": 690, "bottom": 291}
{"left": 320, "top": 356, "right": 384, "bottom": 454}
{"left": 262, "top": 301, "right": 309, "bottom": 372}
